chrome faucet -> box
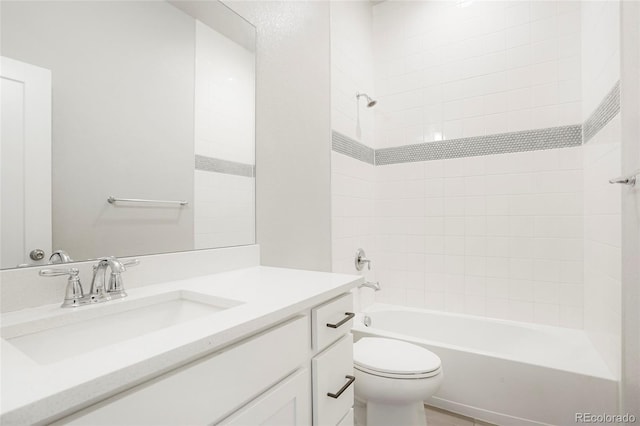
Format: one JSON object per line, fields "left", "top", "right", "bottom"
{"left": 49, "top": 249, "right": 73, "bottom": 264}
{"left": 359, "top": 281, "right": 381, "bottom": 291}
{"left": 39, "top": 256, "right": 139, "bottom": 308}
{"left": 90, "top": 256, "right": 139, "bottom": 300}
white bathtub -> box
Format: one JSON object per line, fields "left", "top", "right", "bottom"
{"left": 351, "top": 304, "right": 617, "bottom": 426}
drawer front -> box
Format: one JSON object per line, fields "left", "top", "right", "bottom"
{"left": 337, "top": 409, "right": 354, "bottom": 426}
{"left": 312, "top": 293, "right": 354, "bottom": 351}
{"left": 312, "top": 334, "right": 354, "bottom": 426}
{"left": 220, "top": 369, "right": 310, "bottom": 426}
{"left": 56, "top": 316, "right": 310, "bottom": 426}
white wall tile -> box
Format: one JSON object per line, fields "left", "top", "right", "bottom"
{"left": 330, "top": 1, "right": 589, "bottom": 331}
{"left": 371, "top": 0, "right": 581, "bottom": 151}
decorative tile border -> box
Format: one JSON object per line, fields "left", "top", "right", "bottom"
{"left": 195, "top": 155, "right": 255, "bottom": 177}
{"left": 333, "top": 81, "right": 619, "bottom": 165}
{"left": 332, "top": 131, "right": 375, "bottom": 165}
{"left": 375, "top": 125, "right": 582, "bottom": 165}
{"left": 583, "top": 80, "right": 620, "bottom": 143}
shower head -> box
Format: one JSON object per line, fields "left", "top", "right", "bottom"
{"left": 356, "top": 92, "right": 377, "bottom": 108}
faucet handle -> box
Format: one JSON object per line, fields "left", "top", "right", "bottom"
{"left": 39, "top": 267, "right": 78, "bottom": 277}
{"left": 121, "top": 259, "right": 140, "bottom": 269}
{"left": 355, "top": 248, "right": 371, "bottom": 271}
{"left": 106, "top": 258, "right": 139, "bottom": 299}
{"left": 39, "top": 268, "right": 86, "bottom": 308}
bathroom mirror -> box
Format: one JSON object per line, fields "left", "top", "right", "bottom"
{"left": 0, "top": 1, "right": 256, "bottom": 269}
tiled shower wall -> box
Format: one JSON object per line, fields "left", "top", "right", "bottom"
{"left": 371, "top": 148, "right": 584, "bottom": 327}
{"left": 331, "top": 1, "right": 375, "bottom": 147}
{"left": 581, "top": 0, "right": 622, "bottom": 378}
{"left": 330, "top": 0, "right": 377, "bottom": 307}
{"left": 331, "top": 0, "right": 586, "bottom": 329}
{"left": 332, "top": 143, "right": 585, "bottom": 328}
{"left": 373, "top": 0, "right": 582, "bottom": 148}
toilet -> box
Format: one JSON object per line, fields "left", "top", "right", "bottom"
{"left": 353, "top": 337, "right": 443, "bottom": 426}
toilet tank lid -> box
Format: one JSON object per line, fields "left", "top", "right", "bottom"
{"left": 353, "top": 337, "right": 441, "bottom": 375}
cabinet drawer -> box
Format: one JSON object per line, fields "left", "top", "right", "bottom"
{"left": 220, "top": 369, "right": 310, "bottom": 426}
{"left": 56, "top": 316, "right": 310, "bottom": 426}
{"left": 337, "top": 409, "right": 354, "bottom": 426}
{"left": 312, "top": 334, "right": 354, "bottom": 426}
{"left": 312, "top": 293, "right": 353, "bottom": 350}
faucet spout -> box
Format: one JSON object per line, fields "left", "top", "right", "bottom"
{"left": 359, "top": 281, "right": 381, "bottom": 291}
{"left": 89, "top": 256, "right": 125, "bottom": 299}
{"left": 49, "top": 249, "right": 73, "bottom": 264}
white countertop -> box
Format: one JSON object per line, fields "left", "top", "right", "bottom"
{"left": 0, "top": 266, "right": 362, "bottom": 425}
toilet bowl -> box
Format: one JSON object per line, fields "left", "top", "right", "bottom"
{"left": 353, "top": 337, "right": 443, "bottom": 426}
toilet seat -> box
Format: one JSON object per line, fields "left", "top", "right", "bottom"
{"left": 354, "top": 364, "right": 441, "bottom": 379}
{"left": 354, "top": 338, "right": 442, "bottom": 379}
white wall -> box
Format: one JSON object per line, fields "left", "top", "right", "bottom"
{"left": 194, "top": 171, "right": 254, "bottom": 249}
{"left": 373, "top": 0, "right": 582, "bottom": 148}
{"left": 581, "top": 0, "right": 620, "bottom": 120}
{"left": 581, "top": 0, "right": 622, "bottom": 379}
{"left": 225, "top": 1, "right": 333, "bottom": 272}
{"left": 620, "top": 0, "right": 640, "bottom": 415}
{"left": 1, "top": 1, "right": 196, "bottom": 260}
{"left": 194, "top": 20, "right": 255, "bottom": 165}
{"left": 193, "top": 20, "right": 255, "bottom": 249}
{"left": 331, "top": 1, "right": 375, "bottom": 147}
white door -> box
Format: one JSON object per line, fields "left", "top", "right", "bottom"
{"left": 0, "top": 56, "right": 52, "bottom": 268}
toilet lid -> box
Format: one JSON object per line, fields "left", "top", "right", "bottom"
{"left": 353, "top": 337, "right": 441, "bottom": 376}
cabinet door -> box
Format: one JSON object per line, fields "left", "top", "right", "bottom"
{"left": 54, "top": 316, "right": 309, "bottom": 426}
{"left": 312, "top": 334, "right": 354, "bottom": 426}
{"left": 220, "top": 369, "right": 310, "bottom": 426}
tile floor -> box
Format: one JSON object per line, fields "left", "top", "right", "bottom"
{"left": 355, "top": 401, "right": 497, "bottom": 426}
{"left": 425, "top": 405, "right": 497, "bottom": 426}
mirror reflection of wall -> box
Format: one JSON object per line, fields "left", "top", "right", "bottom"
{"left": 193, "top": 20, "right": 255, "bottom": 250}
{"left": 0, "top": 1, "right": 256, "bottom": 269}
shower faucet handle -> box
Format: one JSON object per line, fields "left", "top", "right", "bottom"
{"left": 355, "top": 248, "right": 371, "bottom": 271}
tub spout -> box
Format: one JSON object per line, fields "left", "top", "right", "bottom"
{"left": 359, "top": 281, "right": 381, "bottom": 291}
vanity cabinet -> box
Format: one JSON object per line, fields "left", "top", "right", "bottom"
{"left": 53, "top": 292, "right": 355, "bottom": 426}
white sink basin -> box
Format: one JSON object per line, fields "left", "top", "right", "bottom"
{"left": 2, "top": 290, "right": 242, "bottom": 365}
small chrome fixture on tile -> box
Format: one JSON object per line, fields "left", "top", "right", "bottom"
{"left": 107, "top": 196, "right": 188, "bottom": 206}
{"left": 355, "top": 248, "right": 371, "bottom": 271}
{"left": 49, "top": 249, "right": 73, "bottom": 264}
{"left": 359, "top": 281, "right": 381, "bottom": 291}
{"left": 363, "top": 315, "right": 372, "bottom": 327}
{"left": 356, "top": 92, "right": 377, "bottom": 108}
{"left": 39, "top": 256, "right": 139, "bottom": 308}
{"left": 609, "top": 170, "right": 638, "bottom": 186}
